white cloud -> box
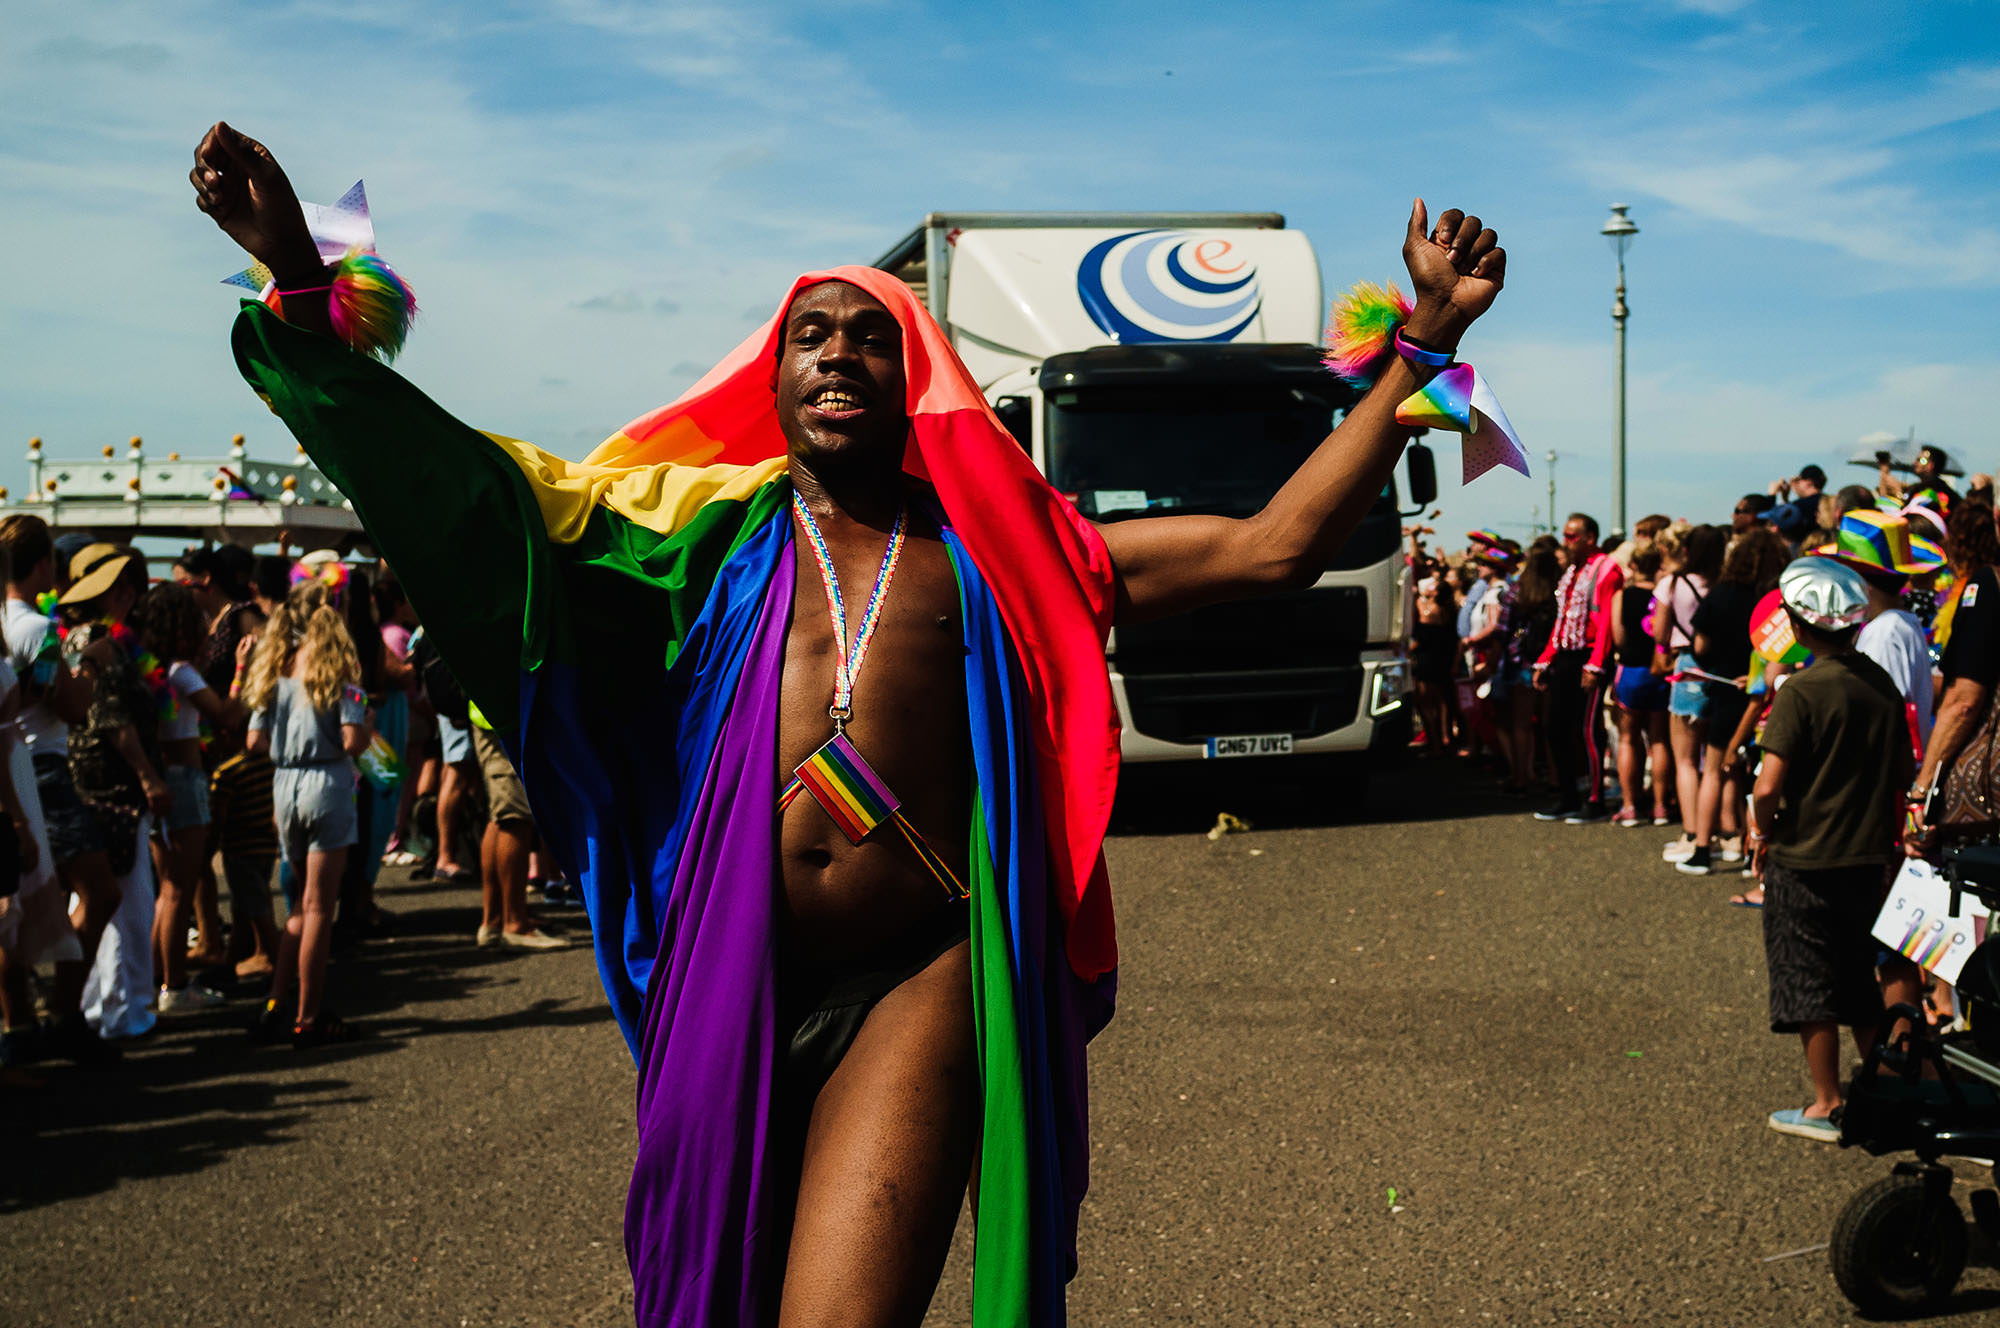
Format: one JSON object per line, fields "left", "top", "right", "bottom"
{"left": 1562, "top": 60, "right": 2000, "bottom": 286}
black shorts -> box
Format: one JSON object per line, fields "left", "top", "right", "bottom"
{"left": 33, "top": 753, "right": 105, "bottom": 868}
{"left": 1762, "top": 859, "right": 1892, "bottom": 1033}
{"left": 1704, "top": 682, "right": 1749, "bottom": 746}
{"left": 1411, "top": 623, "right": 1458, "bottom": 685}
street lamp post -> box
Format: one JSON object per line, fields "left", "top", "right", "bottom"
{"left": 1545, "top": 450, "right": 1558, "bottom": 534}
{"left": 1601, "top": 204, "right": 1638, "bottom": 537}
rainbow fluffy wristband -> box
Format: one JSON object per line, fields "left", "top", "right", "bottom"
{"left": 271, "top": 246, "right": 417, "bottom": 362}
{"left": 1322, "top": 280, "right": 1414, "bottom": 387}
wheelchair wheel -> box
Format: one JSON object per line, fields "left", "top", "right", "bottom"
{"left": 1831, "top": 1174, "right": 1968, "bottom": 1317}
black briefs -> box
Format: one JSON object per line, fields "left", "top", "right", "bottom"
{"left": 779, "top": 904, "right": 971, "bottom": 1108}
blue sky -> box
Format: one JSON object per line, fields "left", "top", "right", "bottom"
{"left": 5, "top": 0, "right": 1999, "bottom": 544}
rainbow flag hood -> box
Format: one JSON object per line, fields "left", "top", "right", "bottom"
{"left": 231, "top": 265, "right": 1120, "bottom": 1326}
{"left": 590, "top": 265, "right": 1120, "bottom": 981}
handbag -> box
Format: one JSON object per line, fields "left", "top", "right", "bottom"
{"left": 1939, "top": 564, "right": 2000, "bottom": 834}
{"left": 1939, "top": 681, "right": 2000, "bottom": 833}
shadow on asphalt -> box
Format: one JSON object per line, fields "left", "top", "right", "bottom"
{"left": 0, "top": 883, "right": 597, "bottom": 1214}
{"left": 0, "top": 1026, "right": 381, "bottom": 1213}
{"left": 1110, "top": 751, "right": 1534, "bottom": 837}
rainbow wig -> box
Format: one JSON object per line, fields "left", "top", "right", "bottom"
{"left": 329, "top": 247, "right": 418, "bottom": 362}
{"left": 291, "top": 557, "right": 352, "bottom": 595}
{"left": 1323, "top": 280, "right": 1413, "bottom": 387}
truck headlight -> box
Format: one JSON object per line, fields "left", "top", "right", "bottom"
{"left": 1370, "top": 661, "right": 1407, "bottom": 717}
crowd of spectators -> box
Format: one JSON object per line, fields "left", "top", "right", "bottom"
{"left": 1407, "top": 449, "right": 1994, "bottom": 1138}
{"left": 0, "top": 514, "right": 570, "bottom": 1065}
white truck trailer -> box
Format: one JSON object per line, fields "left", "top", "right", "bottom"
{"left": 872, "top": 213, "right": 1436, "bottom": 771}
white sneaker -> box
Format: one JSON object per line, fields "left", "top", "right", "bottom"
{"left": 1717, "top": 835, "right": 1746, "bottom": 864}
{"left": 157, "top": 983, "right": 226, "bottom": 1013}
{"left": 1662, "top": 837, "right": 1697, "bottom": 863}
{"left": 501, "top": 928, "right": 569, "bottom": 951}
{"left": 476, "top": 922, "right": 501, "bottom": 948}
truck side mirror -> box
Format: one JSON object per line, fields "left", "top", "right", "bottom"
{"left": 994, "top": 396, "right": 1032, "bottom": 453}
{"left": 1405, "top": 443, "right": 1438, "bottom": 509}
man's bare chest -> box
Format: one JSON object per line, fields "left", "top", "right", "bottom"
{"left": 776, "top": 535, "right": 969, "bottom": 794}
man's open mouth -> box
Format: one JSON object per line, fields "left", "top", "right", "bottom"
{"left": 805, "top": 383, "right": 869, "bottom": 421}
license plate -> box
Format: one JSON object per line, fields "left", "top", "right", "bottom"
{"left": 1204, "top": 733, "right": 1293, "bottom": 758}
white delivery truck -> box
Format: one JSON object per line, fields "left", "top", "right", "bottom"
{"left": 872, "top": 213, "right": 1436, "bottom": 774}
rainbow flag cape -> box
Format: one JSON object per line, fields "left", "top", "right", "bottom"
{"left": 230, "top": 265, "right": 1121, "bottom": 1327}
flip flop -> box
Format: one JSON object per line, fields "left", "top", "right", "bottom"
{"left": 1729, "top": 892, "right": 1764, "bottom": 909}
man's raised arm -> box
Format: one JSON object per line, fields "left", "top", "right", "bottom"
{"left": 191, "top": 122, "right": 334, "bottom": 337}
{"left": 1098, "top": 200, "right": 1505, "bottom": 624}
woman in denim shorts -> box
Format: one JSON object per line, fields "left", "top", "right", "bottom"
{"left": 140, "top": 583, "right": 246, "bottom": 1012}
{"left": 1655, "top": 524, "right": 1726, "bottom": 857}
{"left": 244, "top": 580, "right": 373, "bottom": 1046}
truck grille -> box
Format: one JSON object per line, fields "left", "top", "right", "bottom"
{"left": 1111, "top": 587, "right": 1370, "bottom": 743}
{"left": 1111, "top": 586, "right": 1368, "bottom": 676}
{"left": 1122, "top": 667, "right": 1363, "bottom": 744}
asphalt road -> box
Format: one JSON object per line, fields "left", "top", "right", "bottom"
{"left": 5, "top": 759, "right": 1997, "bottom": 1326}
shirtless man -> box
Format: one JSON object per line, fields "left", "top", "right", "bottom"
{"left": 192, "top": 121, "right": 1504, "bottom": 1326}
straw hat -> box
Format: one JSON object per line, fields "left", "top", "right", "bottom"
{"left": 57, "top": 543, "right": 135, "bottom": 606}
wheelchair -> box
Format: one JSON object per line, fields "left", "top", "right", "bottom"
{"left": 1830, "top": 842, "right": 2000, "bottom": 1316}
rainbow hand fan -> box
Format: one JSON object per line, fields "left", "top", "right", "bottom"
{"left": 1393, "top": 363, "right": 1531, "bottom": 484}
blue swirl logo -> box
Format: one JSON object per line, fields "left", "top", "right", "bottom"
{"left": 1076, "top": 230, "right": 1262, "bottom": 343}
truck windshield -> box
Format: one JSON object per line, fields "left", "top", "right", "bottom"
{"left": 1046, "top": 384, "right": 1399, "bottom": 568}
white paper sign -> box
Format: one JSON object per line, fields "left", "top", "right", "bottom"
{"left": 1872, "top": 858, "right": 1991, "bottom": 984}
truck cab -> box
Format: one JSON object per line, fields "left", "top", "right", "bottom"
{"left": 874, "top": 213, "right": 1432, "bottom": 767}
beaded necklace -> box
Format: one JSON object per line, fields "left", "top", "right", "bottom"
{"left": 777, "top": 491, "right": 967, "bottom": 897}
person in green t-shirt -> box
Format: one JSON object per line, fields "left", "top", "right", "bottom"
{"left": 1750, "top": 558, "right": 1923, "bottom": 1143}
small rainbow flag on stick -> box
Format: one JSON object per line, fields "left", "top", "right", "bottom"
{"left": 788, "top": 730, "right": 899, "bottom": 844}
{"left": 779, "top": 732, "right": 968, "bottom": 897}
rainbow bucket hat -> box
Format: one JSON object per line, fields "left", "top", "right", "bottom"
{"left": 1812, "top": 508, "right": 1945, "bottom": 576}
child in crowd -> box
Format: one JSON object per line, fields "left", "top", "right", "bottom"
{"left": 1752, "top": 559, "right": 1922, "bottom": 1141}
{"left": 243, "top": 579, "right": 372, "bottom": 1046}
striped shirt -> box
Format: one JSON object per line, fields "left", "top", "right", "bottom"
{"left": 1539, "top": 550, "right": 1623, "bottom": 669}
{"left": 209, "top": 750, "right": 279, "bottom": 859}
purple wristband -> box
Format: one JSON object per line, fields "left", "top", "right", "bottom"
{"left": 1393, "top": 327, "right": 1455, "bottom": 367}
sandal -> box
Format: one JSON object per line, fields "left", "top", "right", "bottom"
{"left": 1729, "top": 890, "right": 1764, "bottom": 909}
{"left": 250, "top": 998, "right": 289, "bottom": 1044}
{"left": 291, "top": 1008, "right": 359, "bottom": 1048}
